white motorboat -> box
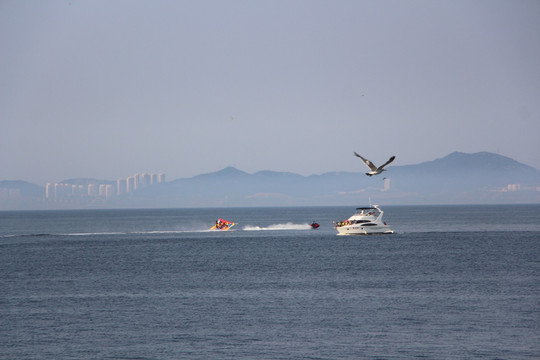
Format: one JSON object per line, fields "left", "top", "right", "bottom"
{"left": 334, "top": 205, "right": 394, "bottom": 235}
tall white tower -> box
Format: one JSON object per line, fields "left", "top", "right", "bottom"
{"left": 141, "top": 173, "right": 151, "bottom": 187}
{"left": 117, "top": 179, "right": 127, "bottom": 195}
{"left": 383, "top": 178, "right": 391, "bottom": 192}
{"left": 126, "top": 176, "right": 135, "bottom": 193}
{"left": 46, "top": 183, "right": 55, "bottom": 199}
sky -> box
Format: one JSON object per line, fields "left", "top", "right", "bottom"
{"left": 1, "top": 0, "right": 539, "bottom": 186}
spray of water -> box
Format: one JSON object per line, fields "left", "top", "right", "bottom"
{"left": 243, "top": 223, "right": 311, "bottom": 231}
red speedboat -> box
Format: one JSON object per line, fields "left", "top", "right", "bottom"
{"left": 310, "top": 221, "right": 320, "bottom": 229}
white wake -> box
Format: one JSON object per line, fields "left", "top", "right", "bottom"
{"left": 243, "top": 222, "right": 311, "bottom": 231}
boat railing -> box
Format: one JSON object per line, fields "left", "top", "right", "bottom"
{"left": 334, "top": 219, "right": 372, "bottom": 227}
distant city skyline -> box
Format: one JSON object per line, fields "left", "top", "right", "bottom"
{"left": 44, "top": 172, "right": 166, "bottom": 205}
{"left": 1, "top": 1, "right": 539, "bottom": 186}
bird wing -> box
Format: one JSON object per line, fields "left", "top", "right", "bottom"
{"left": 354, "top": 152, "right": 378, "bottom": 171}
{"left": 378, "top": 155, "right": 396, "bottom": 170}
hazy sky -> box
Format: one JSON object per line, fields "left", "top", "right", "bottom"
{"left": 2, "top": 0, "right": 539, "bottom": 185}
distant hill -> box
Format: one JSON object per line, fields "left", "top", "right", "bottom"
{"left": 396, "top": 152, "right": 537, "bottom": 179}
{"left": 385, "top": 152, "right": 540, "bottom": 203}
{"left": 0, "top": 180, "right": 44, "bottom": 197}
{"left": 1, "top": 152, "right": 539, "bottom": 209}
{"left": 0, "top": 180, "right": 45, "bottom": 210}
{"left": 136, "top": 152, "right": 540, "bottom": 207}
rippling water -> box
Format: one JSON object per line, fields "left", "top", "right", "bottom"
{"left": 1, "top": 205, "right": 539, "bottom": 359}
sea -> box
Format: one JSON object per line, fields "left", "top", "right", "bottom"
{"left": 1, "top": 205, "right": 539, "bottom": 359}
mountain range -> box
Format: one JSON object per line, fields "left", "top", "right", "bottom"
{"left": 1, "top": 152, "right": 539, "bottom": 210}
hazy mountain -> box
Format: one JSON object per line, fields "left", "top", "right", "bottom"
{"left": 137, "top": 151, "right": 539, "bottom": 207}
{"left": 395, "top": 152, "right": 538, "bottom": 182}
{"left": 0, "top": 180, "right": 44, "bottom": 197}
{"left": 384, "top": 152, "right": 540, "bottom": 204}
{"left": 0, "top": 180, "right": 45, "bottom": 210}
{"left": 1, "top": 152, "right": 539, "bottom": 209}
{"left": 387, "top": 152, "right": 537, "bottom": 194}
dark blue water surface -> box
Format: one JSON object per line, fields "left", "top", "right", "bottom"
{"left": 1, "top": 205, "right": 539, "bottom": 359}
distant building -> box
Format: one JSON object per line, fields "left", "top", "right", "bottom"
{"left": 73, "top": 185, "right": 85, "bottom": 196}
{"left": 46, "top": 183, "right": 54, "bottom": 199}
{"left": 55, "top": 183, "right": 71, "bottom": 198}
{"left": 98, "top": 184, "right": 114, "bottom": 199}
{"left": 158, "top": 173, "right": 165, "bottom": 183}
{"left": 117, "top": 179, "right": 127, "bottom": 195}
{"left": 0, "top": 188, "right": 21, "bottom": 199}
{"left": 88, "top": 183, "right": 98, "bottom": 196}
{"left": 105, "top": 184, "right": 114, "bottom": 199}
{"left": 383, "top": 178, "right": 391, "bottom": 192}
{"left": 506, "top": 184, "right": 521, "bottom": 192}
{"left": 141, "top": 173, "right": 151, "bottom": 187}
{"left": 41, "top": 172, "right": 165, "bottom": 206}
{"left": 127, "top": 176, "right": 136, "bottom": 193}
{"left": 133, "top": 174, "right": 139, "bottom": 190}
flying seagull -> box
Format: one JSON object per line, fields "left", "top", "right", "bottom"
{"left": 354, "top": 152, "right": 396, "bottom": 176}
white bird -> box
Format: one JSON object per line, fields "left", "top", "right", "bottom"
{"left": 354, "top": 152, "right": 396, "bottom": 176}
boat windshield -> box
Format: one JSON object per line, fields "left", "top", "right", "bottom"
{"left": 354, "top": 207, "right": 380, "bottom": 216}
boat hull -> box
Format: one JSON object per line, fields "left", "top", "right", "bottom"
{"left": 335, "top": 224, "right": 394, "bottom": 235}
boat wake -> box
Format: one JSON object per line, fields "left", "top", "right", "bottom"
{"left": 1, "top": 224, "right": 314, "bottom": 239}
{"left": 0, "top": 229, "right": 216, "bottom": 239}
{"left": 243, "top": 223, "right": 311, "bottom": 231}
{"left": 65, "top": 229, "right": 219, "bottom": 236}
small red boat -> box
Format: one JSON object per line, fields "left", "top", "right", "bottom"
{"left": 310, "top": 221, "right": 320, "bottom": 229}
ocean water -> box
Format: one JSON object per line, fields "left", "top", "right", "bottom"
{"left": 1, "top": 205, "right": 539, "bottom": 359}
